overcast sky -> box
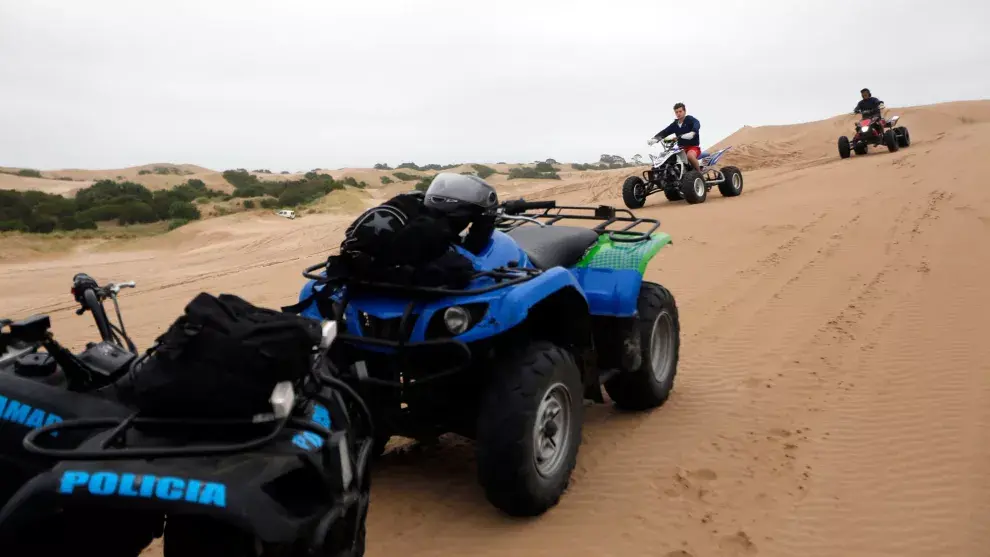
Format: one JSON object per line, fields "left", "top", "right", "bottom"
{"left": 1, "top": 0, "right": 988, "bottom": 172}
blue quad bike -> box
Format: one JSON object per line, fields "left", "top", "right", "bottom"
{"left": 0, "top": 274, "right": 373, "bottom": 556}
{"left": 292, "top": 199, "right": 681, "bottom": 517}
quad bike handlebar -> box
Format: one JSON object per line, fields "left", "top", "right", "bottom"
{"left": 1, "top": 272, "right": 140, "bottom": 390}
{"left": 71, "top": 272, "right": 138, "bottom": 353}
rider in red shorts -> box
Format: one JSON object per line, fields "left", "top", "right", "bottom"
{"left": 648, "top": 102, "right": 702, "bottom": 172}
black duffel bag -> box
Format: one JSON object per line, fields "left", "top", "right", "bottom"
{"left": 328, "top": 191, "right": 477, "bottom": 288}
{"left": 117, "top": 292, "right": 322, "bottom": 419}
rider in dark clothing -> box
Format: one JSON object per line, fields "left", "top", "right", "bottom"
{"left": 649, "top": 102, "right": 702, "bottom": 172}
{"left": 854, "top": 88, "right": 884, "bottom": 116}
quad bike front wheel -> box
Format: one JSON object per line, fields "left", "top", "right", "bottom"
{"left": 604, "top": 282, "right": 680, "bottom": 411}
{"left": 718, "top": 166, "right": 743, "bottom": 197}
{"left": 679, "top": 170, "right": 708, "bottom": 204}
{"left": 896, "top": 127, "right": 911, "bottom": 148}
{"left": 664, "top": 188, "right": 683, "bottom": 202}
{"left": 854, "top": 142, "right": 868, "bottom": 155}
{"left": 883, "top": 129, "right": 900, "bottom": 153}
{"left": 838, "top": 136, "right": 851, "bottom": 159}
{"left": 476, "top": 341, "right": 583, "bottom": 517}
{"left": 622, "top": 176, "right": 647, "bottom": 209}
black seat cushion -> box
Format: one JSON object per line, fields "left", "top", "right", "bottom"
{"left": 507, "top": 226, "right": 600, "bottom": 269}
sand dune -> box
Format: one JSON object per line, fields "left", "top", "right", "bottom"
{"left": 3, "top": 100, "right": 990, "bottom": 557}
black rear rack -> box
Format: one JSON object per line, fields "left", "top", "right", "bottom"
{"left": 301, "top": 264, "right": 542, "bottom": 299}
{"left": 497, "top": 203, "right": 660, "bottom": 243}
{"left": 22, "top": 405, "right": 331, "bottom": 461}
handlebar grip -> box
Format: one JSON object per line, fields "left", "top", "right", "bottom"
{"left": 502, "top": 199, "right": 556, "bottom": 214}
{"left": 82, "top": 289, "right": 113, "bottom": 343}
{"left": 71, "top": 273, "right": 98, "bottom": 301}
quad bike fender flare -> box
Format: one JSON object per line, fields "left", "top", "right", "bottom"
{"left": 703, "top": 145, "right": 732, "bottom": 167}
{"left": 479, "top": 267, "right": 592, "bottom": 348}
{"left": 570, "top": 232, "right": 673, "bottom": 317}
{"left": 0, "top": 457, "right": 362, "bottom": 545}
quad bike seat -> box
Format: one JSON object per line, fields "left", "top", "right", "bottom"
{"left": 507, "top": 226, "right": 600, "bottom": 270}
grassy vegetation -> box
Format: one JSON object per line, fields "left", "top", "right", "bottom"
{"left": 415, "top": 176, "right": 434, "bottom": 192}
{"left": 571, "top": 154, "right": 641, "bottom": 171}
{"left": 0, "top": 178, "right": 226, "bottom": 234}
{"left": 470, "top": 164, "right": 497, "bottom": 179}
{"left": 219, "top": 169, "right": 368, "bottom": 208}
{"left": 380, "top": 176, "right": 394, "bottom": 184}
{"left": 0, "top": 168, "right": 44, "bottom": 178}
{"left": 137, "top": 166, "right": 190, "bottom": 176}
{"left": 0, "top": 220, "right": 171, "bottom": 248}
{"left": 392, "top": 171, "right": 427, "bottom": 182}
{"left": 507, "top": 162, "right": 561, "bottom": 180}
{"left": 397, "top": 162, "right": 459, "bottom": 172}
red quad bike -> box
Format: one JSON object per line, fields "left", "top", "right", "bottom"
{"left": 838, "top": 106, "right": 910, "bottom": 159}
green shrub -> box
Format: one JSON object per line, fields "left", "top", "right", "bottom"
{"left": 415, "top": 176, "right": 433, "bottom": 192}
{"left": 243, "top": 199, "right": 255, "bottom": 209}
{"left": 470, "top": 164, "right": 496, "bottom": 179}
{"left": 58, "top": 215, "right": 97, "bottom": 231}
{"left": 342, "top": 176, "right": 367, "bottom": 189}
{"left": 393, "top": 172, "right": 424, "bottom": 182}
{"left": 168, "top": 201, "right": 201, "bottom": 221}
{"left": 259, "top": 197, "right": 278, "bottom": 209}
{"left": 0, "top": 220, "right": 27, "bottom": 232}
{"left": 397, "top": 162, "right": 458, "bottom": 172}
{"left": 380, "top": 176, "right": 394, "bottom": 184}
{"left": 16, "top": 169, "right": 43, "bottom": 178}
{"left": 167, "top": 219, "right": 191, "bottom": 230}
{"left": 507, "top": 167, "right": 561, "bottom": 180}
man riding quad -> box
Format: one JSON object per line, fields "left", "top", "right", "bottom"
{"left": 855, "top": 88, "right": 885, "bottom": 121}
{"left": 838, "top": 87, "right": 909, "bottom": 158}
{"left": 648, "top": 102, "right": 701, "bottom": 173}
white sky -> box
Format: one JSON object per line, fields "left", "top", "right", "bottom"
{"left": 1, "top": 0, "right": 988, "bottom": 171}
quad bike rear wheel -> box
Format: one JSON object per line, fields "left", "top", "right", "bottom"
{"left": 679, "top": 170, "right": 707, "bottom": 204}
{"left": 838, "top": 136, "right": 851, "bottom": 159}
{"left": 476, "top": 341, "right": 583, "bottom": 517}
{"left": 604, "top": 282, "right": 680, "bottom": 411}
{"left": 896, "top": 127, "right": 911, "bottom": 147}
{"left": 622, "top": 176, "right": 647, "bottom": 209}
{"left": 883, "top": 129, "right": 899, "bottom": 152}
{"left": 718, "top": 166, "right": 743, "bottom": 197}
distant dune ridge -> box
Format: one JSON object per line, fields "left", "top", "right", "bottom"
{"left": 4, "top": 100, "right": 990, "bottom": 200}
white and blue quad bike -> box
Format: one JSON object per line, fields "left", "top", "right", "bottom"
{"left": 291, "top": 197, "right": 681, "bottom": 518}
{"left": 622, "top": 135, "right": 744, "bottom": 208}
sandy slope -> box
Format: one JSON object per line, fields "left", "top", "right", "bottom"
{"left": 2, "top": 100, "right": 990, "bottom": 557}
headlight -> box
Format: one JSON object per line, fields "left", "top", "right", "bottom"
{"left": 861, "top": 126, "right": 870, "bottom": 133}
{"left": 443, "top": 306, "right": 471, "bottom": 335}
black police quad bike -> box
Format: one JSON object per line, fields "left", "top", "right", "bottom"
{"left": 0, "top": 273, "right": 374, "bottom": 556}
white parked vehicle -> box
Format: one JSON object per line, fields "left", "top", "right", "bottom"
{"left": 275, "top": 209, "right": 296, "bottom": 220}
{"left": 622, "top": 135, "right": 743, "bottom": 208}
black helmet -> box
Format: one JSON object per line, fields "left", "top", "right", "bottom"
{"left": 424, "top": 172, "right": 498, "bottom": 217}
{"left": 424, "top": 172, "right": 498, "bottom": 254}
